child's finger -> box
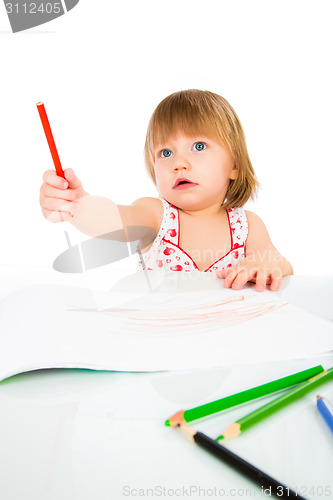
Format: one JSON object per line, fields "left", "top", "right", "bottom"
{"left": 43, "top": 184, "right": 81, "bottom": 201}
{"left": 64, "top": 168, "right": 82, "bottom": 190}
{"left": 223, "top": 266, "right": 247, "bottom": 289}
{"left": 43, "top": 208, "right": 73, "bottom": 223}
{"left": 43, "top": 170, "right": 68, "bottom": 189}
{"left": 270, "top": 271, "right": 282, "bottom": 291}
{"left": 222, "top": 267, "right": 238, "bottom": 287}
{"left": 231, "top": 266, "right": 258, "bottom": 290}
{"left": 229, "top": 269, "right": 248, "bottom": 289}
{"left": 222, "top": 261, "right": 249, "bottom": 287}
{"left": 216, "top": 268, "right": 230, "bottom": 279}
{"left": 42, "top": 197, "right": 78, "bottom": 214}
{"left": 255, "top": 269, "right": 268, "bottom": 292}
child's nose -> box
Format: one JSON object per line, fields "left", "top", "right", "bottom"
{"left": 173, "top": 154, "right": 191, "bottom": 171}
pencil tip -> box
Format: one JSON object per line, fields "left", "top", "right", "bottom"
{"left": 216, "top": 435, "right": 224, "bottom": 441}
{"left": 166, "top": 410, "right": 186, "bottom": 427}
{"left": 165, "top": 420, "right": 170, "bottom": 426}
{"left": 220, "top": 422, "right": 241, "bottom": 439}
{"left": 179, "top": 424, "right": 196, "bottom": 439}
{"left": 317, "top": 395, "right": 322, "bottom": 400}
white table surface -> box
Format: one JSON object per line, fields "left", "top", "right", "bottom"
{"left": 0, "top": 267, "right": 332, "bottom": 500}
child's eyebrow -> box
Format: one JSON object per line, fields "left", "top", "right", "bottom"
{"left": 154, "top": 143, "right": 172, "bottom": 151}
{"left": 155, "top": 136, "right": 211, "bottom": 146}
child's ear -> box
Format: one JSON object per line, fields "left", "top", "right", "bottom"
{"left": 229, "top": 165, "right": 238, "bottom": 180}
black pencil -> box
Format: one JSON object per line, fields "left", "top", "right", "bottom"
{"left": 180, "top": 425, "right": 307, "bottom": 500}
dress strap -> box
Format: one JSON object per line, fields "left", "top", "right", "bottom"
{"left": 149, "top": 197, "right": 170, "bottom": 248}
{"left": 227, "top": 207, "right": 249, "bottom": 249}
{"left": 159, "top": 198, "right": 179, "bottom": 245}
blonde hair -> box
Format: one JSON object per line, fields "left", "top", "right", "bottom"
{"left": 144, "top": 89, "right": 259, "bottom": 209}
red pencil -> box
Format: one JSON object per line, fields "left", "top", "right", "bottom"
{"left": 36, "top": 102, "right": 65, "bottom": 178}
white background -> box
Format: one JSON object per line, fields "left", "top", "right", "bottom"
{"left": 0, "top": 1, "right": 332, "bottom": 275}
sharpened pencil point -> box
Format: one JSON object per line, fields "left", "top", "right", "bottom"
{"left": 179, "top": 424, "right": 196, "bottom": 440}
{"left": 218, "top": 422, "right": 241, "bottom": 440}
{"left": 165, "top": 419, "right": 171, "bottom": 426}
{"left": 167, "top": 410, "right": 186, "bottom": 427}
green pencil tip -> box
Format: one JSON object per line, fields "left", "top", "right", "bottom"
{"left": 216, "top": 435, "right": 224, "bottom": 441}
{"left": 165, "top": 419, "right": 170, "bottom": 426}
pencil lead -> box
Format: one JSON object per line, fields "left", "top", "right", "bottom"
{"left": 167, "top": 410, "right": 186, "bottom": 427}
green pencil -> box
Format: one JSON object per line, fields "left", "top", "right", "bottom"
{"left": 165, "top": 365, "right": 324, "bottom": 427}
{"left": 217, "top": 366, "right": 333, "bottom": 440}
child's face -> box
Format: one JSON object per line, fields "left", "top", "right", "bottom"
{"left": 153, "top": 133, "right": 237, "bottom": 212}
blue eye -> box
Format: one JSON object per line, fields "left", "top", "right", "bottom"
{"left": 161, "top": 149, "right": 173, "bottom": 158}
{"left": 194, "top": 142, "right": 206, "bottom": 151}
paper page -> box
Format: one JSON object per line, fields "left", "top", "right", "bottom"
{"left": 0, "top": 274, "right": 332, "bottom": 381}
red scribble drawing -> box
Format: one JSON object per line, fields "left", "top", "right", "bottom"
{"left": 68, "top": 291, "right": 288, "bottom": 337}
{"left": 121, "top": 294, "right": 288, "bottom": 336}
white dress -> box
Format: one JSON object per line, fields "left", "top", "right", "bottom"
{"left": 138, "top": 198, "right": 248, "bottom": 272}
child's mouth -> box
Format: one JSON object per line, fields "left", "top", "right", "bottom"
{"left": 173, "top": 178, "right": 198, "bottom": 190}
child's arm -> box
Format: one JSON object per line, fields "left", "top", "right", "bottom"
{"left": 217, "top": 211, "right": 293, "bottom": 292}
{"left": 40, "top": 168, "right": 162, "bottom": 237}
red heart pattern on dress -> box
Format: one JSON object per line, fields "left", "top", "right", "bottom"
{"left": 138, "top": 203, "right": 248, "bottom": 274}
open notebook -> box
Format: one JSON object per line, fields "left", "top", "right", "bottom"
{"left": 0, "top": 268, "right": 332, "bottom": 381}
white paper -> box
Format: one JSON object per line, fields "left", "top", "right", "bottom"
{"left": 0, "top": 272, "right": 332, "bottom": 381}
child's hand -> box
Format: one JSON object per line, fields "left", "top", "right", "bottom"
{"left": 40, "top": 168, "right": 85, "bottom": 223}
{"left": 218, "top": 211, "right": 294, "bottom": 292}
{"left": 216, "top": 249, "right": 289, "bottom": 292}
